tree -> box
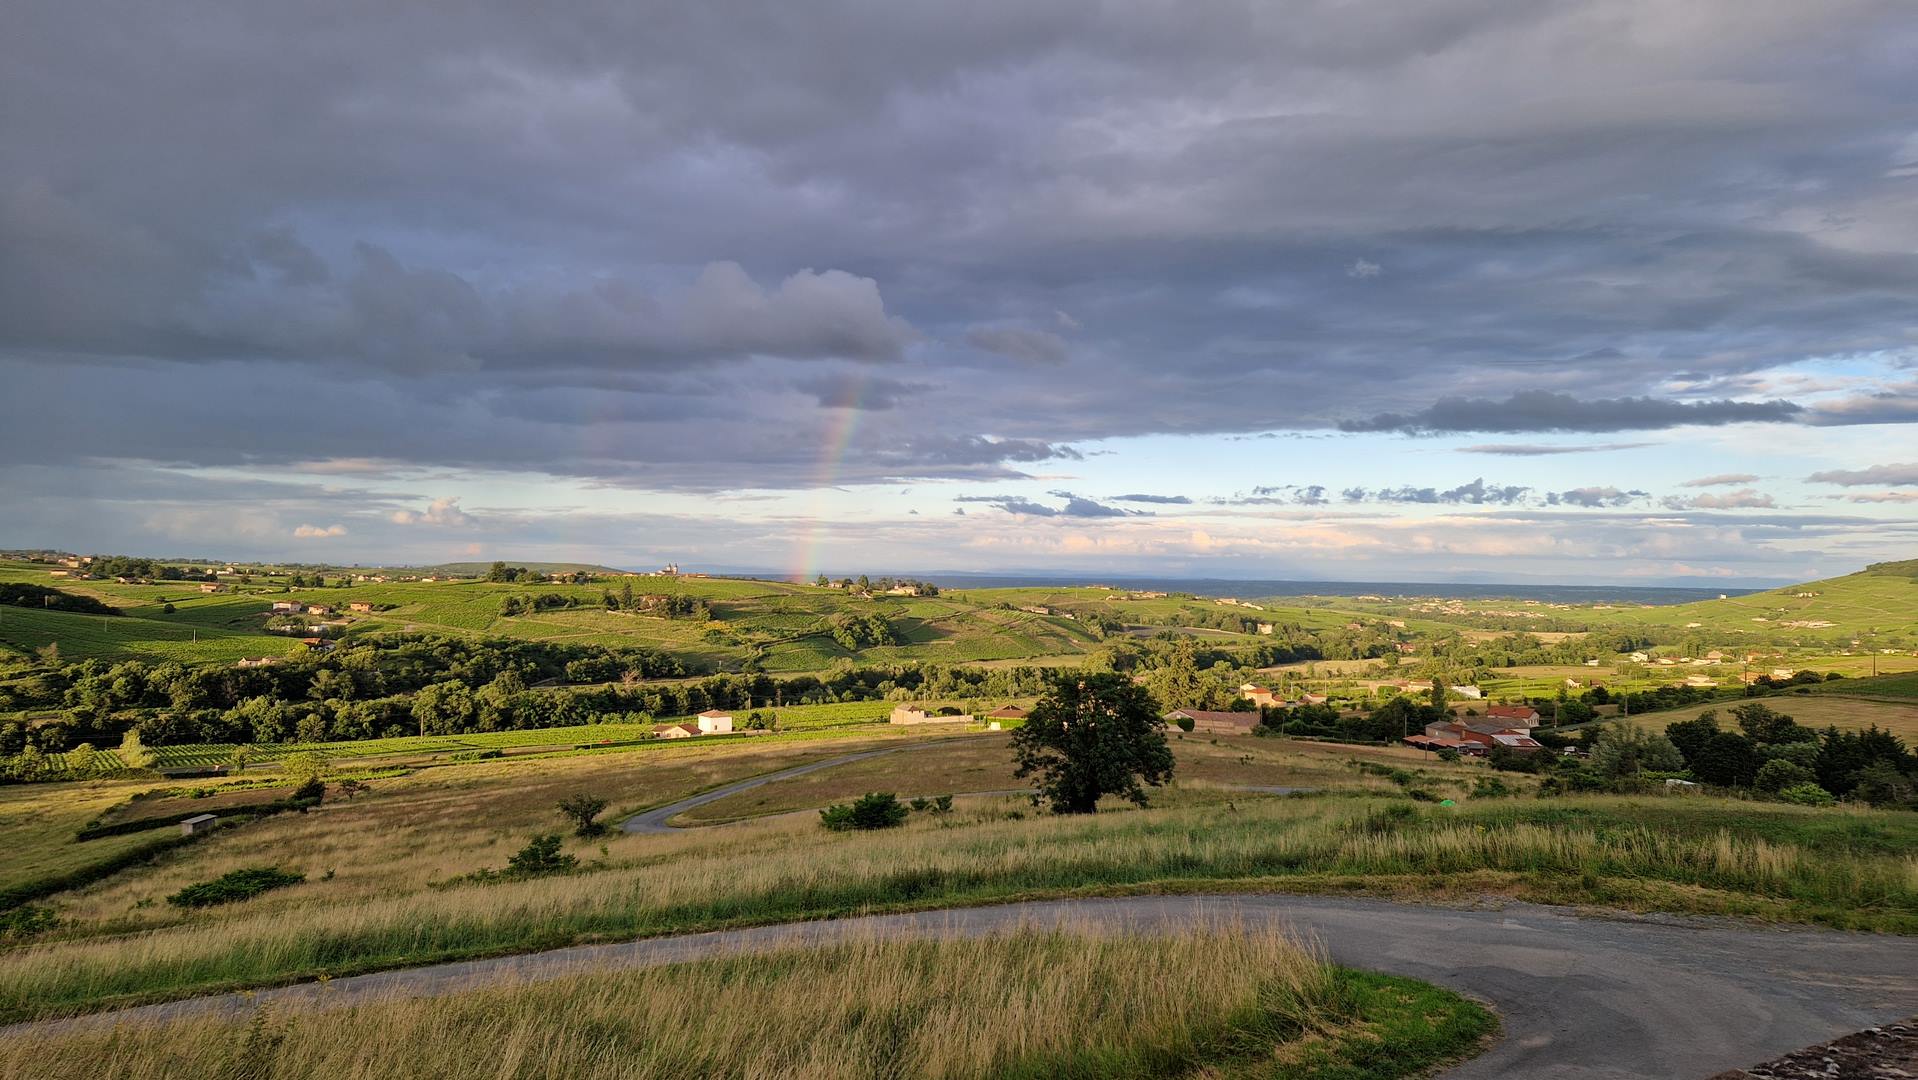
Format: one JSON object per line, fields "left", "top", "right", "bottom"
{"left": 118, "top": 728, "right": 156, "bottom": 769}
{"left": 1754, "top": 758, "right": 1816, "bottom": 795}
{"left": 504, "top": 834, "right": 578, "bottom": 877}
{"left": 1690, "top": 731, "right": 1759, "bottom": 787}
{"left": 556, "top": 793, "right": 610, "bottom": 836}
{"left": 281, "top": 751, "right": 331, "bottom": 790}
{"left": 1011, "top": 672, "right": 1174, "bottom": 814}
{"left": 1850, "top": 761, "right": 1915, "bottom": 808}
{"left": 1590, "top": 722, "right": 1684, "bottom": 778}
{"left": 1664, "top": 712, "right": 1719, "bottom": 766}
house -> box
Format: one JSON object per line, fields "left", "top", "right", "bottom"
{"left": 348, "top": 602, "right": 374, "bottom": 613}
{"left": 1424, "top": 720, "right": 1531, "bottom": 747}
{"left": 300, "top": 637, "right": 332, "bottom": 651}
{"left": 1257, "top": 623, "right": 1275, "bottom": 635}
{"left": 1239, "top": 684, "right": 1280, "bottom": 708}
{"left": 885, "top": 584, "right": 921, "bottom": 596}
{"left": 199, "top": 582, "right": 222, "bottom": 593}
{"left": 234, "top": 657, "right": 278, "bottom": 669}
{"left": 1683, "top": 674, "right": 1718, "bottom": 688}
{"left": 655, "top": 723, "right": 700, "bottom": 739}
{"left": 1490, "top": 732, "right": 1544, "bottom": 753}
{"left": 1448, "top": 685, "right": 1483, "bottom": 700}
{"left": 271, "top": 600, "right": 302, "bottom": 613}
{"left": 1770, "top": 668, "right": 1795, "bottom": 680}
{"left": 1584, "top": 659, "right": 1601, "bottom": 667}
{"left": 696, "top": 709, "right": 734, "bottom": 734}
{"left": 1485, "top": 704, "right": 1540, "bottom": 729}
{"left": 890, "top": 705, "right": 973, "bottom": 726}
{"left": 47, "top": 569, "right": 72, "bottom": 578}
{"left": 1629, "top": 652, "right": 1650, "bottom": 663}
{"left": 1298, "top": 692, "right": 1328, "bottom": 706}
{"left": 1741, "top": 671, "right": 1767, "bottom": 685}
{"left": 306, "top": 604, "right": 333, "bottom": 616}
{"left": 1164, "top": 709, "right": 1260, "bottom": 735}
{"left": 985, "top": 706, "right": 1029, "bottom": 722}
{"left": 1705, "top": 650, "right": 1725, "bottom": 661}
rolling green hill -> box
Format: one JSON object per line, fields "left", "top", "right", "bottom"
{"left": 1594, "top": 561, "right": 1918, "bottom": 640}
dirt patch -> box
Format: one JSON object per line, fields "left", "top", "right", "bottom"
{"left": 1708, "top": 1017, "right": 1917, "bottom": 1079}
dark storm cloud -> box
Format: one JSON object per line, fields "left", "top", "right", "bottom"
{"left": 1340, "top": 392, "right": 1805, "bottom": 435}
{"left": 4, "top": 0, "right": 1918, "bottom": 504}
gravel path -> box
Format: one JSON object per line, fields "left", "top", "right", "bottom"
{"left": 7, "top": 894, "right": 1916, "bottom": 1079}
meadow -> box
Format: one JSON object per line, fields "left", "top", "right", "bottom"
{"left": 1627, "top": 692, "right": 1918, "bottom": 743}
{"left": 0, "top": 926, "right": 1494, "bottom": 1080}
{"left": 4, "top": 737, "right": 1914, "bottom": 1023}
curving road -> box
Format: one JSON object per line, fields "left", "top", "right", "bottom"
{"left": 7, "top": 894, "right": 1916, "bottom": 1078}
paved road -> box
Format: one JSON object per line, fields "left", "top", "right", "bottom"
{"left": 9, "top": 894, "right": 1916, "bottom": 1079}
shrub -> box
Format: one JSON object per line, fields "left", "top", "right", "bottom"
{"left": 1777, "top": 783, "right": 1836, "bottom": 808}
{"left": 1174, "top": 715, "right": 1195, "bottom": 733}
{"left": 1754, "top": 758, "right": 1816, "bottom": 795}
{"left": 289, "top": 777, "right": 325, "bottom": 803}
{"left": 167, "top": 866, "right": 306, "bottom": 908}
{"left": 505, "top": 834, "right": 578, "bottom": 877}
{"left": 1436, "top": 747, "right": 1461, "bottom": 763}
{"left": 819, "top": 792, "right": 910, "bottom": 831}
{"left": 556, "top": 794, "right": 609, "bottom": 837}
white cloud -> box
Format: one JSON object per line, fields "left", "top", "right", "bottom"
{"left": 293, "top": 522, "right": 347, "bottom": 538}
{"left": 390, "top": 496, "right": 474, "bottom": 527}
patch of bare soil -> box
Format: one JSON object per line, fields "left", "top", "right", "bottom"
{"left": 1709, "top": 1017, "right": 1918, "bottom": 1079}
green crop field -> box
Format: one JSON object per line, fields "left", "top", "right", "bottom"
{"left": 0, "top": 606, "right": 300, "bottom": 664}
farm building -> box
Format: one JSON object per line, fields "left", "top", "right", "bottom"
{"left": 985, "top": 706, "right": 1029, "bottom": 721}
{"left": 348, "top": 602, "right": 374, "bottom": 613}
{"left": 306, "top": 604, "right": 333, "bottom": 616}
{"left": 1448, "top": 685, "right": 1484, "bottom": 700}
{"left": 1165, "top": 709, "right": 1260, "bottom": 735}
{"left": 271, "top": 601, "right": 301, "bottom": 613}
{"left": 199, "top": 582, "right": 222, "bottom": 593}
{"left": 655, "top": 723, "right": 700, "bottom": 739}
{"left": 1238, "top": 684, "right": 1281, "bottom": 707}
{"left": 890, "top": 705, "right": 972, "bottom": 726}
{"left": 1484, "top": 704, "right": 1541, "bottom": 729}
{"left": 696, "top": 710, "right": 734, "bottom": 734}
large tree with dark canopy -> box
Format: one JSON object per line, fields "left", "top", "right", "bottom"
{"left": 1011, "top": 672, "right": 1174, "bottom": 814}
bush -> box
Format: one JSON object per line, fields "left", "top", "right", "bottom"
{"left": 1754, "top": 758, "right": 1816, "bottom": 795}
{"left": 819, "top": 792, "right": 910, "bottom": 831}
{"left": 167, "top": 866, "right": 305, "bottom": 908}
{"left": 290, "top": 777, "right": 325, "bottom": 803}
{"left": 1777, "top": 783, "right": 1837, "bottom": 808}
{"left": 504, "top": 834, "right": 578, "bottom": 877}
{"left": 1174, "top": 715, "right": 1195, "bottom": 733}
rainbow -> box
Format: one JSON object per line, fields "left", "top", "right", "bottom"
{"left": 787, "top": 372, "right": 869, "bottom": 582}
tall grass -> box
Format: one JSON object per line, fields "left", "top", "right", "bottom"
{"left": 2, "top": 795, "right": 1913, "bottom": 1022}
{"left": 0, "top": 927, "right": 1492, "bottom": 1080}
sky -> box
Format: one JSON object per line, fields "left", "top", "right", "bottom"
{"left": 3, "top": 1, "right": 1917, "bottom": 586}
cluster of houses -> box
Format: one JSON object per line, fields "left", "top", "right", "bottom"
{"left": 1404, "top": 704, "right": 1546, "bottom": 756}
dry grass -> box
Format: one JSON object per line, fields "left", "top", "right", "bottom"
{"left": 2, "top": 925, "right": 1492, "bottom": 1080}
{"left": 1641, "top": 694, "right": 1918, "bottom": 742}
{"left": 42, "top": 735, "right": 922, "bottom": 928}
{"left": 4, "top": 792, "right": 1914, "bottom": 1022}
{"left": 679, "top": 734, "right": 1485, "bottom": 824}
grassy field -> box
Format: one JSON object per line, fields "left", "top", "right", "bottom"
{"left": 1630, "top": 693, "right": 1918, "bottom": 742}
{"left": 1810, "top": 671, "right": 1918, "bottom": 702}
{"left": 5, "top": 751, "right": 1915, "bottom": 1023}
{"left": 675, "top": 734, "right": 1489, "bottom": 824}
{"left": 1, "top": 927, "right": 1493, "bottom": 1080}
